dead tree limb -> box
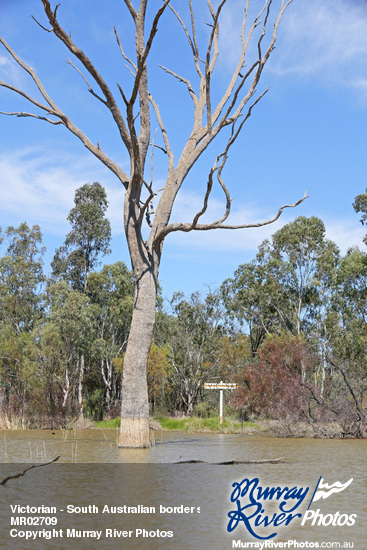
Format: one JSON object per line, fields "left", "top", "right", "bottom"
{"left": 175, "top": 457, "right": 285, "bottom": 464}
{"left": 0, "top": 456, "right": 60, "bottom": 486}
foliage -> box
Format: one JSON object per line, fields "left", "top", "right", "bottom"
{"left": 234, "top": 333, "right": 313, "bottom": 421}
{"left": 164, "top": 290, "right": 226, "bottom": 415}
{"left": 353, "top": 189, "right": 367, "bottom": 245}
{"left": 147, "top": 343, "right": 173, "bottom": 413}
{"left": 1, "top": 201, "right": 367, "bottom": 438}
{"left": 0, "top": 223, "right": 45, "bottom": 334}
{"left": 87, "top": 262, "right": 134, "bottom": 410}
{"left": 223, "top": 216, "right": 339, "bottom": 348}
{"left": 51, "top": 182, "right": 111, "bottom": 292}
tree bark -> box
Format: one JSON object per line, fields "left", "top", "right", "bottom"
{"left": 118, "top": 264, "right": 158, "bottom": 447}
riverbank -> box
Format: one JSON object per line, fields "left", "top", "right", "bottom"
{"left": 93, "top": 416, "right": 366, "bottom": 438}
{"left": 93, "top": 416, "right": 261, "bottom": 435}
{"left": 1, "top": 412, "right": 364, "bottom": 438}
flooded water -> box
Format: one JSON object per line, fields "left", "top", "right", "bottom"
{"left": 0, "top": 430, "right": 365, "bottom": 549}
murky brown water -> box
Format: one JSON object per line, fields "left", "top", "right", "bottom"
{"left": 0, "top": 430, "right": 365, "bottom": 549}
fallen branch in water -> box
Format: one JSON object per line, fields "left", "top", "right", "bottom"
{"left": 175, "top": 457, "right": 285, "bottom": 464}
{"left": 0, "top": 456, "right": 60, "bottom": 486}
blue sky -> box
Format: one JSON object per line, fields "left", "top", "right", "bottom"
{"left": 1, "top": 0, "right": 367, "bottom": 300}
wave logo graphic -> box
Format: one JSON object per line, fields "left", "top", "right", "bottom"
{"left": 302, "top": 477, "right": 357, "bottom": 528}
{"left": 309, "top": 477, "right": 353, "bottom": 507}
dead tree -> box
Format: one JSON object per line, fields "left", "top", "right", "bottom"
{"left": 0, "top": 0, "right": 305, "bottom": 447}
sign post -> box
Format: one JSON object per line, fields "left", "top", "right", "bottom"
{"left": 203, "top": 381, "right": 238, "bottom": 423}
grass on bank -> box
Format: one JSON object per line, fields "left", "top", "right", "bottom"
{"left": 157, "top": 416, "right": 258, "bottom": 433}
{"left": 93, "top": 418, "right": 121, "bottom": 429}
{"left": 93, "top": 416, "right": 259, "bottom": 433}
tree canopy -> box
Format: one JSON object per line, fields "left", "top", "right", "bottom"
{"left": 0, "top": 197, "right": 366, "bottom": 438}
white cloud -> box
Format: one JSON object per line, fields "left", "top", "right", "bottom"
{"left": 1, "top": 149, "right": 364, "bottom": 258}
{"left": 0, "top": 53, "right": 19, "bottom": 80}
{"left": 217, "top": 0, "right": 367, "bottom": 98}
{"left": 0, "top": 51, "right": 35, "bottom": 92}
{"left": 324, "top": 219, "right": 365, "bottom": 253}
{"left": 0, "top": 147, "right": 125, "bottom": 236}
{"left": 272, "top": 0, "right": 367, "bottom": 94}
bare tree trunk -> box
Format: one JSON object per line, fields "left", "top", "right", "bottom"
{"left": 118, "top": 266, "right": 157, "bottom": 447}
{"left": 101, "top": 358, "right": 113, "bottom": 410}
{"left": 78, "top": 355, "right": 84, "bottom": 420}
{"left": 186, "top": 398, "right": 194, "bottom": 418}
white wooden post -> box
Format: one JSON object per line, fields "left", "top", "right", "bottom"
{"left": 203, "top": 381, "right": 237, "bottom": 424}
{"left": 219, "top": 389, "right": 223, "bottom": 424}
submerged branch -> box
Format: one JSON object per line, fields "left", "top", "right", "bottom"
{"left": 175, "top": 457, "right": 285, "bottom": 464}
{"left": 0, "top": 456, "right": 60, "bottom": 486}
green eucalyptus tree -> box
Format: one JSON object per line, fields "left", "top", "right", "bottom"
{"left": 0, "top": 223, "right": 45, "bottom": 334}
{"left": 353, "top": 188, "right": 367, "bottom": 246}
{"left": 51, "top": 182, "right": 111, "bottom": 419}
{"left": 224, "top": 217, "right": 339, "bottom": 344}
{"left": 0, "top": 223, "right": 46, "bottom": 417}
{"left": 47, "top": 281, "right": 95, "bottom": 416}
{"left": 166, "top": 291, "right": 225, "bottom": 416}
{"left": 328, "top": 248, "right": 367, "bottom": 436}
{"left": 87, "top": 262, "right": 134, "bottom": 410}
{"left": 52, "top": 182, "right": 111, "bottom": 292}
{"left": 224, "top": 216, "right": 339, "bottom": 397}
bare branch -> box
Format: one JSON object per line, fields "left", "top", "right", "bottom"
{"left": 0, "top": 36, "right": 60, "bottom": 113}
{"left": 124, "top": 0, "right": 138, "bottom": 20}
{"left": 155, "top": 192, "right": 308, "bottom": 243}
{"left": 182, "top": 0, "right": 294, "bottom": 173}
{"left": 210, "top": 1, "right": 267, "bottom": 130}
{"left": 151, "top": 143, "right": 167, "bottom": 155}
{"left": 0, "top": 110, "right": 63, "bottom": 124}
{"left": 157, "top": 88, "right": 268, "bottom": 241}
{"left": 150, "top": 128, "right": 157, "bottom": 186}
{"left": 117, "top": 82, "right": 129, "bottom": 106}
{"left": 168, "top": 2, "right": 203, "bottom": 78}
{"left": 65, "top": 58, "right": 107, "bottom": 105}
{"left": 158, "top": 65, "right": 198, "bottom": 108}
{"left": 205, "top": 0, "right": 227, "bottom": 133}
{"left": 192, "top": 168, "right": 214, "bottom": 228}
{"left": 129, "top": 1, "right": 170, "bottom": 106}
{"left": 148, "top": 93, "right": 174, "bottom": 168}
{"left": 126, "top": 65, "right": 137, "bottom": 79}
{"left": 0, "top": 80, "right": 56, "bottom": 116}
{"left": 31, "top": 15, "right": 53, "bottom": 33}
{"left": 114, "top": 26, "right": 137, "bottom": 73}
{"left": 0, "top": 46, "right": 129, "bottom": 187}
{"left": 138, "top": 177, "right": 155, "bottom": 228}
{"left": 327, "top": 356, "right": 364, "bottom": 418}
{"left": 189, "top": 0, "right": 203, "bottom": 75}
{"left": 40, "top": 0, "right": 131, "bottom": 151}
